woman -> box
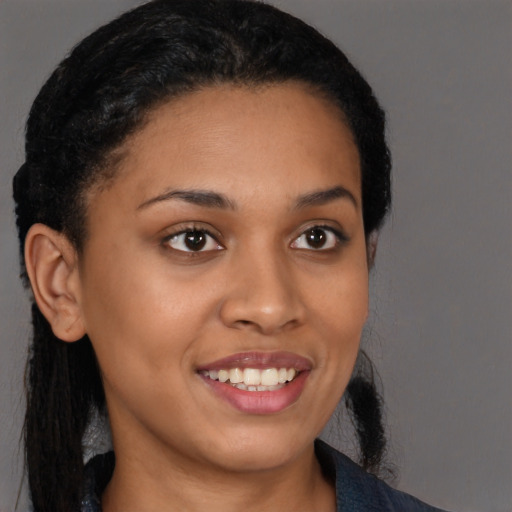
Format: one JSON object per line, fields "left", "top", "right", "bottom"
{"left": 13, "top": 0, "right": 449, "bottom": 510}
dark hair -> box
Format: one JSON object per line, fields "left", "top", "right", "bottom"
{"left": 13, "top": 1, "right": 392, "bottom": 510}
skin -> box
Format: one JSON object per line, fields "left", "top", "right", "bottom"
{"left": 26, "top": 83, "right": 369, "bottom": 511}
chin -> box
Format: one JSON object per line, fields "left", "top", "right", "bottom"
{"left": 199, "top": 425, "right": 315, "bottom": 473}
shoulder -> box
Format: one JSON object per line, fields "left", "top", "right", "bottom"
{"left": 315, "top": 440, "right": 451, "bottom": 512}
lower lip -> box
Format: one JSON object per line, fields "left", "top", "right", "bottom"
{"left": 200, "top": 371, "right": 310, "bottom": 414}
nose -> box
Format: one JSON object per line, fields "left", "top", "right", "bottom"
{"left": 219, "top": 248, "right": 305, "bottom": 335}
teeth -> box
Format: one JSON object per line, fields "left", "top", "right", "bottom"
{"left": 229, "top": 368, "right": 243, "bottom": 384}
{"left": 243, "top": 368, "right": 261, "bottom": 386}
{"left": 278, "top": 368, "right": 288, "bottom": 383}
{"left": 261, "top": 368, "right": 279, "bottom": 386}
{"left": 202, "top": 367, "right": 299, "bottom": 391}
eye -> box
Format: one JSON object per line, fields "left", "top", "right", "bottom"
{"left": 291, "top": 226, "right": 345, "bottom": 251}
{"left": 165, "top": 229, "right": 222, "bottom": 253}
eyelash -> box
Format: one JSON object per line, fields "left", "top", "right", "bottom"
{"left": 290, "top": 225, "right": 348, "bottom": 251}
{"left": 161, "top": 224, "right": 348, "bottom": 254}
{"left": 162, "top": 226, "right": 223, "bottom": 254}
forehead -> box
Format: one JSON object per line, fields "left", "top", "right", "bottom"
{"left": 90, "top": 82, "right": 361, "bottom": 210}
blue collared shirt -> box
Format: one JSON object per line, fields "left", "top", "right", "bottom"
{"left": 81, "top": 441, "right": 449, "bottom": 511}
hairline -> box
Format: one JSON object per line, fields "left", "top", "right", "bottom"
{"left": 77, "top": 78, "right": 358, "bottom": 251}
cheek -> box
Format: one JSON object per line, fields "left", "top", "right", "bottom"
{"left": 296, "top": 264, "right": 368, "bottom": 432}
{"left": 309, "top": 259, "right": 368, "bottom": 376}
{"left": 78, "top": 243, "right": 210, "bottom": 381}
{"left": 312, "top": 256, "right": 369, "bottom": 331}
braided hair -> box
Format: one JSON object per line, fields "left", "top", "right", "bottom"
{"left": 13, "top": 1, "right": 391, "bottom": 510}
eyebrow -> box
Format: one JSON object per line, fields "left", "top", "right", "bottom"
{"left": 293, "top": 186, "right": 358, "bottom": 210}
{"left": 137, "top": 189, "right": 235, "bottom": 211}
{"left": 137, "top": 185, "right": 357, "bottom": 212}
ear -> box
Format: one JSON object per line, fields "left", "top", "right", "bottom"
{"left": 24, "top": 224, "right": 86, "bottom": 342}
{"left": 366, "top": 230, "right": 379, "bottom": 268}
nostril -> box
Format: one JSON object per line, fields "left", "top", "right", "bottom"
{"left": 219, "top": 289, "right": 305, "bottom": 335}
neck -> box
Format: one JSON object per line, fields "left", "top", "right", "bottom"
{"left": 101, "top": 439, "right": 335, "bottom": 512}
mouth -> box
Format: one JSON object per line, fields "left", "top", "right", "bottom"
{"left": 196, "top": 352, "right": 311, "bottom": 414}
{"left": 199, "top": 367, "right": 299, "bottom": 392}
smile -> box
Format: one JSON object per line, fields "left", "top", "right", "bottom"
{"left": 199, "top": 367, "right": 298, "bottom": 391}
{"left": 197, "top": 352, "right": 311, "bottom": 414}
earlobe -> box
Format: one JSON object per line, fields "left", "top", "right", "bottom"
{"left": 366, "top": 230, "right": 379, "bottom": 268}
{"left": 24, "top": 224, "right": 86, "bottom": 342}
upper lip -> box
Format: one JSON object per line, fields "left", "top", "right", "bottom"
{"left": 196, "top": 351, "right": 312, "bottom": 372}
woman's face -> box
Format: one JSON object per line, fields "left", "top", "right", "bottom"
{"left": 77, "top": 83, "right": 368, "bottom": 474}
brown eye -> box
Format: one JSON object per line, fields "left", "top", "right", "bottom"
{"left": 304, "top": 227, "right": 327, "bottom": 249}
{"left": 166, "top": 230, "right": 221, "bottom": 252}
{"left": 184, "top": 231, "right": 207, "bottom": 250}
{"left": 291, "top": 226, "right": 343, "bottom": 251}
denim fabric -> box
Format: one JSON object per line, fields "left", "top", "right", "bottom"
{"left": 315, "top": 441, "right": 450, "bottom": 512}
{"left": 81, "top": 451, "right": 114, "bottom": 512}
{"left": 81, "top": 441, "right": 449, "bottom": 511}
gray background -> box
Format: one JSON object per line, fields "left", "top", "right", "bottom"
{"left": 1, "top": 1, "right": 510, "bottom": 511}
